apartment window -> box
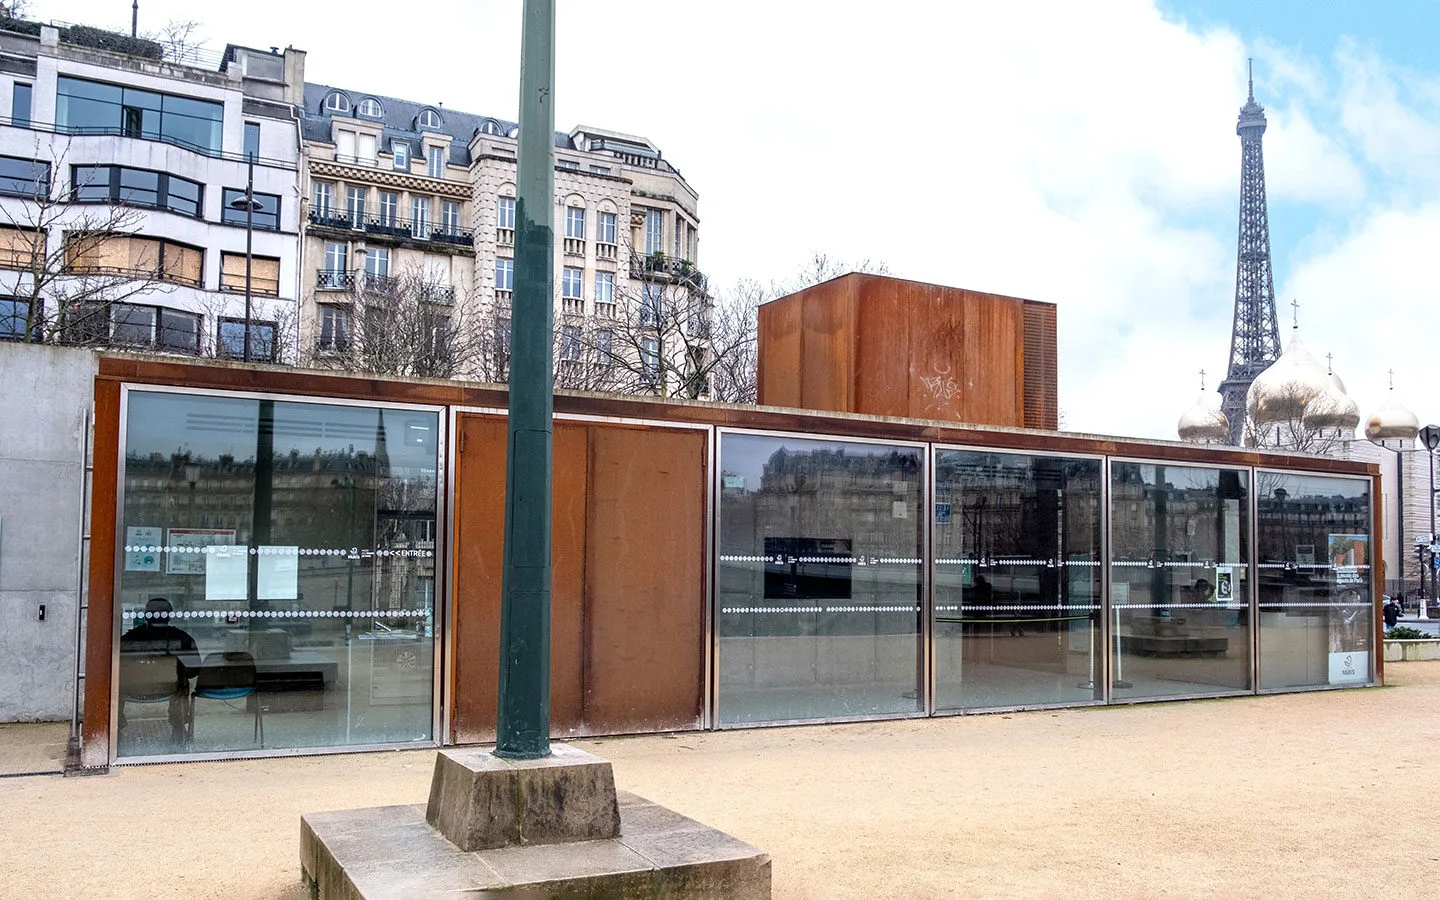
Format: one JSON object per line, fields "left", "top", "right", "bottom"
{"left": 561, "top": 266, "right": 583, "bottom": 300}
{"left": 597, "top": 211, "right": 616, "bottom": 246}
{"left": 158, "top": 308, "right": 200, "bottom": 352}
{"left": 313, "top": 180, "right": 334, "bottom": 216}
{"left": 565, "top": 207, "right": 585, "bottom": 240}
{"left": 495, "top": 257, "right": 514, "bottom": 292}
{"left": 346, "top": 187, "right": 366, "bottom": 225}
{"left": 111, "top": 304, "right": 155, "bottom": 346}
{"left": 595, "top": 328, "right": 613, "bottom": 363}
{"left": 641, "top": 337, "right": 660, "bottom": 384}
{"left": 243, "top": 121, "right": 260, "bottom": 161}
{"left": 411, "top": 197, "right": 429, "bottom": 234}
{"left": 357, "top": 98, "right": 383, "bottom": 118}
{"left": 392, "top": 140, "right": 409, "bottom": 170}
{"left": 364, "top": 247, "right": 390, "bottom": 278}
{"left": 594, "top": 271, "right": 614, "bottom": 304}
{"left": 498, "top": 196, "right": 516, "bottom": 230}
{"left": 644, "top": 208, "right": 664, "bottom": 255}
{"left": 426, "top": 314, "right": 451, "bottom": 358}
{"left": 0, "top": 156, "right": 49, "bottom": 199}
{"left": 336, "top": 130, "right": 356, "bottom": 160}
{"left": 64, "top": 234, "right": 203, "bottom": 287}
{"left": 217, "top": 318, "right": 277, "bottom": 360}
{"left": 323, "top": 240, "right": 347, "bottom": 272}
{"left": 323, "top": 91, "right": 351, "bottom": 114}
{"left": 0, "top": 226, "right": 44, "bottom": 269}
{"left": 495, "top": 317, "right": 511, "bottom": 354}
{"left": 427, "top": 146, "right": 445, "bottom": 178}
{"left": 641, "top": 282, "right": 664, "bottom": 326}
{"left": 357, "top": 133, "right": 377, "bottom": 165}
{"left": 589, "top": 165, "right": 610, "bottom": 175}
{"left": 378, "top": 191, "right": 399, "bottom": 225}
{"left": 674, "top": 213, "right": 684, "bottom": 258}
{"left": 441, "top": 201, "right": 462, "bottom": 235}
{"left": 418, "top": 108, "right": 442, "bottom": 129}
{"left": 12, "top": 83, "right": 32, "bottom": 127}
{"left": 103, "top": 304, "right": 199, "bottom": 353}
{"left": 71, "top": 165, "right": 203, "bottom": 218}
{"left": 1, "top": 297, "right": 31, "bottom": 340}
{"left": 558, "top": 159, "right": 578, "bottom": 170}
{"left": 319, "top": 305, "right": 351, "bottom": 352}
{"left": 560, "top": 325, "right": 581, "bottom": 361}
{"left": 220, "top": 253, "right": 281, "bottom": 296}
{"left": 221, "top": 188, "right": 280, "bottom": 231}
{"left": 56, "top": 76, "right": 223, "bottom": 154}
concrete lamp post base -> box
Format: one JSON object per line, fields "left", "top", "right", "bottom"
{"left": 301, "top": 745, "right": 771, "bottom": 899}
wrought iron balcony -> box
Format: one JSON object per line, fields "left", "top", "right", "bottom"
{"left": 630, "top": 252, "right": 706, "bottom": 291}
{"left": 316, "top": 268, "right": 356, "bottom": 290}
{"left": 418, "top": 282, "right": 456, "bottom": 305}
{"left": 308, "top": 208, "right": 474, "bottom": 246}
{"left": 314, "top": 269, "right": 397, "bottom": 295}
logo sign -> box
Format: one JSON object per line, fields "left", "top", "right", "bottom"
{"left": 935, "top": 502, "right": 952, "bottom": 525}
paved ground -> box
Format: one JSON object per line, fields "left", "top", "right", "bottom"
{"left": 0, "top": 721, "right": 66, "bottom": 776}
{"left": 2, "top": 663, "right": 1438, "bottom": 899}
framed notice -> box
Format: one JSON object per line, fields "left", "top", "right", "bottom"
{"left": 125, "top": 526, "right": 162, "bottom": 572}
{"left": 166, "top": 528, "right": 236, "bottom": 575}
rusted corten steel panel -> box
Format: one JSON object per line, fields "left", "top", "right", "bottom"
{"left": 582, "top": 426, "right": 706, "bottom": 733}
{"left": 450, "top": 413, "right": 704, "bottom": 743}
{"left": 80, "top": 378, "right": 122, "bottom": 765}
{"left": 1023, "top": 301, "right": 1059, "bottom": 430}
{"left": 758, "top": 273, "right": 1054, "bottom": 429}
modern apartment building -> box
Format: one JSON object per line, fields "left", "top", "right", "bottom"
{"left": 296, "top": 82, "right": 703, "bottom": 384}
{"left": 0, "top": 21, "right": 304, "bottom": 359}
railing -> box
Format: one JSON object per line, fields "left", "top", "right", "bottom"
{"left": 418, "top": 282, "right": 455, "bottom": 305}
{"left": 0, "top": 114, "right": 297, "bottom": 169}
{"left": 595, "top": 242, "right": 617, "bottom": 261}
{"left": 496, "top": 227, "right": 515, "bottom": 246}
{"left": 62, "top": 263, "right": 202, "bottom": 288}
{"left": 307, "top": 208, "right": 474, "bottom": 246}
{"left": 494, "top": 288, "right": 513, "bottom": 304}
{"left": 316, "top": 269, "right": 356, "bottom": 291}
{"left": 219, "top": 275, "right": 281, "bottom": 296}
{"left": 630, "top": 252, "right": 706, "bottom": 291}
{"left": 594, "top": 301, "right": 617, "bottom": 320}
{"left": 562, "top": 298, "right": 584, "bottom": 316}
{"left": 563, "top": 237, "right": 585, "bottom": 256}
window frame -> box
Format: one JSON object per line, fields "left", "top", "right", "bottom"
{"left": 221, "top": 187, "right": 281, "bottom": 231}
{"left": 495, "top": 257, "right": 514, "bottom": 292}
{"left": 565, "top": 206, "right": 585, "bottom": 240}
{"left": 216, "top": 317, "right": 278, "bottom": 361}
{"left": 0, "top": 155, "right": 50, "bottom": 199}
{"left": 561, "top": 266, "right": 584, "bottom": 300}
{"left": 391, "top": 140, "right": 410, "bottom": 170}
{"left": 596, "top": 211, "right": 617, "bottom": 246}
{"left": 243, "top": 121, "right": 261, "bottom": 161}
{"left": 318, "top": 304, "right": 352, "bottom": 352}
{"left": 323, "top": 91, "right": 351, "bottom": 114}
{"left": 427, "top": 146, "right": 445, "bottom": 178}
{"left": 70, "top": 164, "right": 204, "bottom": 219}
{"left": 357, "top": 97, "right": 383, "bottom": 119}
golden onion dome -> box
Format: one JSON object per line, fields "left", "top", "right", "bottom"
{"left": 1247, "top": 330, "right": 1330, "bottom": 425}
{"left": 1177, "top": 391, "right": 1229, "bottom": 443}
{"left": 1364, "top": 394, "right": 1420, "bottom": 442}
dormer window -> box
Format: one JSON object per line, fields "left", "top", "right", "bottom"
{"left": 323, "top": 91, "right": 351, "bottom": 114}
{"left": 357, "top": 98, "right": 383, "bottom": 118}
{"left": 480, "top": 120, "right": 501, "bottom": 136}
{"left": 418, "top": 107, "right": 442, "bottom": 130}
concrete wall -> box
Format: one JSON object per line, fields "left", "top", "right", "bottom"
{"left": 0, "top": 342, "right": 95, "bottom": 721}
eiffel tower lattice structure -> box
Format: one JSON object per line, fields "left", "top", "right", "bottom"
{"left": 1217, "top": 62, "right": 1282, "bottom": 445}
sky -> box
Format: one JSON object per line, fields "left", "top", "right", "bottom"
{"left": 39, "top": 0, "right": 1440, "bottom": 440}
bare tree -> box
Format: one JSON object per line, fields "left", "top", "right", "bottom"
{"left": 144, "top": 19, "right": 205, "bottom": 64}
{"left": 1244, "top": 379, "right": 1350, "bottom": 454}
{"left": 0, "top": 140, "right": 175, "bottom": 345}
{"left": 300, "top": 268, "right": 488, "bottom": 380}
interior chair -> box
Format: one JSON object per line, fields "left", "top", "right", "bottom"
{"left": 118, "top": 652, "right": 186, "bottom": 734}
{"left": 188, "top": 651, "right": 263, "bottom": 747}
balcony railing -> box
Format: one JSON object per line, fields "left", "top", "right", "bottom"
{"left": 563, "top": 237, "right": 585, "bottom": 256}
{"left": 595, "top": 242, "right": 617, "bottom": 261}
{"left": 418, "top": 282, "right": 455, "bottom": 305}
{"left": 594, "top": 301, "right": 617, "bottom": 319}
{"left": 496, "top": 227, "right": 515, "bottom": 246}
{"left": 308, "top": 208, "right": 474, "bottom": 246}
{"left": 630, "top": 252, "right": 706, "bottom": 291}
{"left": 562, "top": 298, "right": 584, "bottom": 316}
{"left": 316, "top": 268, "right": 356, "bottom": 291}
{"left": 494, "top": 288, "right": 514, "bottom": 304}
{"left": 314, "top": 269, "right": 398, "bottom": 295}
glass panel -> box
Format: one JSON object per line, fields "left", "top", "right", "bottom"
{"left": 933, "top": 451, "right": 1104, "bottom": 711}
{"left": 117, "top": 168, "right": 160, "bottom": 207}
{"left": 12, "top": 83, "right": 31, "bottom": 127}
{"left": 1, "top": 297, "right": 30, "bottom": 338}
{"left": 718, "top": 433, "right": 924, "bottom": 725}
{"left": 111, "top": 304, "right": 154, "bottom": 345}
{"left": 165, "top": 176, "right": 202, "bottom": 217}
{"left": 0, "top": 156, "right": 49, "bottom": 198}
{"left": 1109, "top": 462, "right": 1252, "bottom": 699}
{"left": 158, "top": 309, "right": 199, "bottom": 352}
{"left": 1256, "top": 474, "right": 1373, "bottom": 689}
{"left": 116, "top": 392, "right": 440, "bottom": 758}
{"left": 244, "top": 122, "right": 260, "bottom": 161}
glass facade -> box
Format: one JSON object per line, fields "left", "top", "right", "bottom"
{"left": 933, "top": 451, "right": 1104, "bottom": 711}
{"left": 115, "top": 391, "right": 440, "bottom": 759}
{"left": 717, "top": 433, "right": 925, "bottom": 725}
{"left": 1109, "top": 462, "right": 1252, "bottom": 700}
{"left": 1256, "top": 473, "right": 1373, "bottom": 690}
{"left": 57, "top": 76, "right": 223, "bottom": 154}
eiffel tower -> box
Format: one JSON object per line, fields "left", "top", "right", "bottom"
{"left": 1217, "top": 62, "right": 1282, "bottom": 445}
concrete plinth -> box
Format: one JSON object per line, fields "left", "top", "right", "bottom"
{"left": 427, "top": 745, "right": 620, "bottom": 850}
{"left": 302, "top": 745, "right": 770, "bottom": 899}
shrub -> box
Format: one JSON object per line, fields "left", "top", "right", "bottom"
{"left": 1385, "top": 626, "right": 1426, "bottom": 640}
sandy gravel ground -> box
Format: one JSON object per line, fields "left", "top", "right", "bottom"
{"left": 2, "top": 665, "right": 1438, "bottom": 899}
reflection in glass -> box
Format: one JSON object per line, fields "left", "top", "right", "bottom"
{"left": 1109, "top": 463, "right": 1251, "bottom": 699}
{"left": 1256, "top": 474, "right": 1373, "bottom": 689}
{"left": 933, "top": 451, "right": 1103, "bottom": 710}
{"left": 115, "top": 391, "right": 439, "bottom": 757}
{"left": 718, "top": 434, "right": 923, "bottom": 724}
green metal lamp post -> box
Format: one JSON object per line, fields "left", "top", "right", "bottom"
{"left": 495, "top": 0, "right": 556, "bottom": 759}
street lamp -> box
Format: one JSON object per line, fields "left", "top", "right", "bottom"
{"left": 227, "top": 156, "right": 262, "bottom": 362}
